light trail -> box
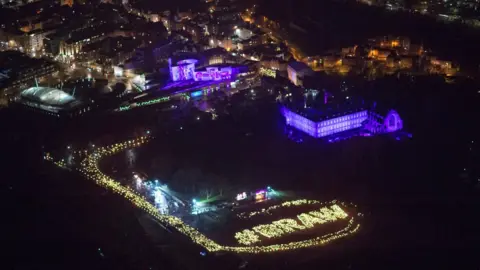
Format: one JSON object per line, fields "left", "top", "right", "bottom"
{"left": 46, "top": 136, "right": 361, "bottom": 253}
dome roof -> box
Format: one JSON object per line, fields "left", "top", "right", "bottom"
{"left": 21, "top": 87, "right": 76, "bottom": 106}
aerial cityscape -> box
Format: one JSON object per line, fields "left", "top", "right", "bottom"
{"left": 1, "top": 0, "right": 479, "bottom": 269}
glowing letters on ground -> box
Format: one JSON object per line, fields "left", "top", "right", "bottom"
{"left": 47, "top": 137, "right": 361, "bottom": 253}
{"left": 235, "top": 205, "right": 349, "bottom": 245}
{"left": 237, "top": 199, "right": 322, "bottom": 219}
{"left": 235, "top": 229, "right": 260, "bottom": 245}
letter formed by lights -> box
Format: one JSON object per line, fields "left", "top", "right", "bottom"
{"left": 235, "top": 204, "right": 350, "bottom": 245}
{"left": 272, "top": 219, "right": 305, "bottom": 233}
{"left": 235, "top": 229, "right": 260, "bottom": 245}
{"left": 252, "top": 224, "right": 285, "bottom": 238}
{"left": 330, "top": 205, "right": 349, "bottom": 219}
{"left": 49, "top": 136, "right": 361, "bottom": 254}
{"left": 297, "top": 213, "right": 324, "bottom": 228}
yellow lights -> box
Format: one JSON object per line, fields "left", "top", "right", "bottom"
{"left": 235, "top": 229, "right": 260, "bottom": 245}
{"left": 47, "top": 136, "right": 361, "bottom": 254}
{"left": 237, "top": 199, "right": 323, "bottom": 219}
{"left": 273, "top": 218, "right": 305, "bottom": 232}
{"left": 253, "top": 224, "right": 285, "bottom": 238}
{"left": 235, "top": 205, "right": 349, "bottom": 245}
{"left": 297, "top": 213, "right": 322, "bottom": 228}
{"left": 259, "top": 67, "right": 276, "bottom": 78}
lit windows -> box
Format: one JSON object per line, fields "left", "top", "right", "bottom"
{"left": 282, "top": 108, "right": 369, "bottom": 138}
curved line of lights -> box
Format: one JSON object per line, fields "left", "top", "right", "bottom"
{"left": 48, "top": 136, "right": 361, "bottom": 253}
{"left": 118, "top": 97, "right": 171, "bottom": 111}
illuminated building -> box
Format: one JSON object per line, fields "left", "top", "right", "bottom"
{"left": 287, "top": 61, "right": 314, "bottom": 86}
{"left": 14, "top": 86, "right": 91, "bottom": 117}
{"left": 368, "top": 48, "right": 392, "bottom": 61}
{"left": 236, "top": 192, "right": 247, "bottom": 201}
{"left": 281, "top": 106, "right": 403, "bottom": 139}
{"left": 399, "top": 56, "right": 413, "bottom": 69}
{"left": 168, "top": 58, "right": 237, "bottom": 82}
{"left": 233, "top": 28, "right": 253, "bottom": 41}
{"left": 218, "top": 37, "right": 234, "bottom": 51}
{"left": 194, "top": 66, "right": 233, "bottom": 81}
{"left": 169, "top": 58, "right": 198, "bottom": 81}
{"left": 202, "top": 48, "right": 237, "bottom": 66}
{"left": 369, "top": 36, "right": 411, "bottom": 51}
{"left": 260, "top": 58, "right": 287, "bottom": 71}
{"left": 29, "top": 32, "right": 47, "bottom": 55}
{"left": 255, "top": 190, "right": 267, "bottom": 201}
{"left": 58, "top": 27, "right": 134, "bottom": 59}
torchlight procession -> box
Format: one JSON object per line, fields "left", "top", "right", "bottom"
{"left": 45, "top": 135, "right": 361, "bottom": 253}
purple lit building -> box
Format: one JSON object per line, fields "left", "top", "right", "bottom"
{"left": 169, "top": 58, "right": 198, "bottom": 81}
{"left": 168, "top": 58, "right": 235, "bottom": 82}
{"left": 281, "top": 106, "right": 403, "bottom": 138}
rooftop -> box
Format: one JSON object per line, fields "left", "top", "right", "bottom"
{"left": 288, "top": 61, "right": 311, "bottom": 72}
{"left": 286, "top": 96, "right": 369, "bottom": 122}
{"left": 20, "top": 86, "right": 76, "bottom": 107}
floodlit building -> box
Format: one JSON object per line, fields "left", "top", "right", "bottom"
{"left": 14, "top": 86, "right": 90, "bottom": 117}
{"left": 287, "top": 61, "right": 314, "bottom": 86}
{"left": 281, "top": 101, "right": 403, "bottom": 139}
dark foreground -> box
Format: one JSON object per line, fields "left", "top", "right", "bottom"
{"left": 2, "top": 114, "right": 479, "bottom": 270}
{"left": 2, "top": 75, "right": 480, "bottom": 269}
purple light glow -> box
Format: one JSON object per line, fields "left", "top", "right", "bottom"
{"left": 194, "top": 67, "right": 232, "bottom": 81}
{"left": 169, "top": 59, "right": 197, "bottom": 81}
{"left": 282, "top": 107, "right": 404, "bottom": 139}
{"left": 384, "top": 110, "right": 403, "bottom": 132}
{"left": 317, "top": 111, "right": 368, "bottom": 137}
{"left": 170, "top": 61, "right": 196, "bottom": 81}
{"left": 169, "top": 58, "right": 233, "bottom": 82}
{"left": 282, "top": 107, "right": 317, "bottom": 137}
{"left": 282, "top": 107, "right": 368, "bottom": 138}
